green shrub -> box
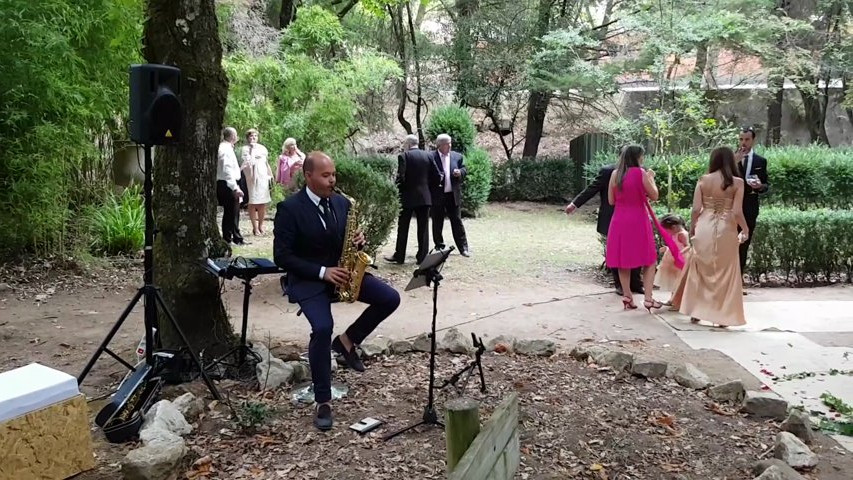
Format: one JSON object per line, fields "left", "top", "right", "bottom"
{"left": 88, "top": 186, "right": 144, "bottom": 256}
{"left": 424, "top": 105, "right": 476, "bottom": 153}
{"left": 491, "top": 156, "right": 580, "bottom": 202}
{"left": 654, "top": 206, "right": 853, "bottom": 282}
{"left": 352, "top": 154, "right": 397, "bottom": 181}
{"left": 294, "top": 157, "right": 399, "bottom": 258}
{"left": 460, "top": 147, "right": 493, "bottom": 217}
{"left": 591, "top": 146, "right": 853, "bottom": 210}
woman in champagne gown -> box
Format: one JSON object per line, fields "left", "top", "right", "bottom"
{"left": 672, "top": 147, "right": 750, "bottom": 327}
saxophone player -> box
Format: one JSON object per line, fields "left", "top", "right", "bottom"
{"left": 273, "top": 151, "right": 401, "bottom": 431}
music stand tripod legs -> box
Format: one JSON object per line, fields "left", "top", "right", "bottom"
{"left": 384, "top": 247, "right": 453, "bottom": 441}
{"left": 76, "top": 144, "right": 221, "bottom": 402}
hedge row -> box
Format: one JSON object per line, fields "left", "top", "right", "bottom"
{"left": 490, "top": 156, "right": 583, "bottom": 202}
{"left": 592, "top": 146, "right": 853, "bottom": 210}
{"left": 657, "top": 207, "right": 853, "bottom": 282}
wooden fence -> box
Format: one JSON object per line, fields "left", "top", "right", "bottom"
{"left": 447, "top": 393, "right": 520, "bottom": 480}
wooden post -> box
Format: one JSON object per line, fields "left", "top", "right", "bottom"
{"left": 445, "top": 397, "right": 480, "bottom": 474}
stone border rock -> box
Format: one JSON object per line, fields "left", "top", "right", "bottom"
{"left": 566, "top": 341, "right": 822, "bottom": 478}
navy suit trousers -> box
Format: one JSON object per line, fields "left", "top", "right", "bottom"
{"left": 298, "top": 274, "right": 400, "bottom": 403}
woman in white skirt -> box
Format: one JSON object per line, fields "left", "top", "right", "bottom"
{"left": 240, "top": 128, "right": 273, "bottom": 235}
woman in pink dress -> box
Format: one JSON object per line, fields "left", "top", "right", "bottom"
{"left": 276, "top": 138, "right": 305, "bottom": 191}
{"left": 605, "top": 145, "right": 665, "bottom": 312}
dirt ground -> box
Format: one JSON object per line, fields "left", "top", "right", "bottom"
{"left": 1, "top": 203, "right": 851, "bottom": 479}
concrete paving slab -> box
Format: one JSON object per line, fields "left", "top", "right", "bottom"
{"left": 672, "top": 328, "right": 853, "bottom": 451}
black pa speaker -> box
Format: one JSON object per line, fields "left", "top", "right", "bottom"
{"left": 129, "top": 64, "right": 182, "bottom": 145}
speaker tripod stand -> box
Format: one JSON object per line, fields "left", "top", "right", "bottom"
{"left": 77, "top": 145, "right": 221, "bottom": 401}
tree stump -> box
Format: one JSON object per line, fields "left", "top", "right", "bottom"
{"left": 445, "top": 397, "right": 480, "bottom": 473}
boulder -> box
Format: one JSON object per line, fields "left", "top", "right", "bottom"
{"left": 670, "top": 363, "right": 711, "bottom": 390}
{"left": 630, "top": 357, "right": 668, "bottom": 378}
{"left": 515, "top": 339, "right": 556, "bottom": 357}
{"left": 754, "top": 465, "right": 806, "bottom": 480}
{"left": 441, "top": 328, "right": 473, "bottom": 354}
{"left": 774, "top": 432, "right": 818, "bottom": 471}
{"left": 708, "top": 380, "right": 745, "bottom": 403}
{"left": 121, "top": 440, "right": 187, "bottom": 480}
{"left": 592, "top": 348, "right": 634, "bottom": 372}
{"left": 743, "top": 390, "right": 789, "bottom": 420}
{"left": 486, "top": 335, "right": 517, "bottom": 354}
{"left": 256, "top": 356, "right": 294, "bottom": 390}
{"left": 412, "top": 333, "right": 432, "bottom": 352}
{"left": 752, "top": 459, "right": 805, "bottom": 479}
{"left": 389, "top": 340, "right": 414, "bottom": 354}
{"left": 781, "top": 410, "right": 814, "bottom": 445}
{"left": 288, "top": 361, "right": 311, "bottom": 383}
{"left": 360, "top": 337, "right": 391, "bottom": 358}
{"left": 141, "top": 400, "right": 192, "bottom": 437}
{"left": 171, "top": 393, "right": 204, "bottom": 422}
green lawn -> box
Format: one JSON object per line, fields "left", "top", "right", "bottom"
{"left": 231, "top": 201, "right": 603, "bottom": 288}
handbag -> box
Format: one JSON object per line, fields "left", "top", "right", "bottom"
{"left": 646, "top": 201, "right": 685, "bottom": 269}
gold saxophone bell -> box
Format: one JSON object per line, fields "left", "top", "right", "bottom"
{"left": 334, "top": 188, "right": 373, "bottom": 303}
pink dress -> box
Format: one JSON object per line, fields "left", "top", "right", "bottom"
{"left": 606, "top": 167, "right": 657, "bottom": 269}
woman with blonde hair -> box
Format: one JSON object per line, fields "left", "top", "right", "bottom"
{"left": 276, "top": 137, "right": 305, "bottom": 190}
{"left": 240, "top": 128, "right": 273, "bottom": 235}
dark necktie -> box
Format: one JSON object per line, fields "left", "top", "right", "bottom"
{"left": 319, "top": 198, "right": 333, "bottom": 231}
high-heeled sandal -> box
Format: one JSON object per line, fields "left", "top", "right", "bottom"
{"left": 643, "top": 299, "right": 664, "bottom": 313}
{"left": 622, "top": 296, "right": 637, "bottom": 310}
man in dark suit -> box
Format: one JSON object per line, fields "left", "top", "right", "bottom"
{"left": 566, "top": 163, "right": 643, "bottom": 295}
{"left": 430, "top": 134, "right": 470, "bottom": 256}
{"left": 386, "top": 134, "right": 441, "bottom": 265}
{"left": 273, "top": 152, "right": 401, "bottom": 431}
{"left": 735, "top": 126, "right": 769, "bottom": 280}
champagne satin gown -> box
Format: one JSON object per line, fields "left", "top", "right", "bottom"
{"left": 672, "top": 181, "right": 746, "bottom": 326}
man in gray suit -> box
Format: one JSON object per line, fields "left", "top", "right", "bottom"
{"left": 430, "top": 134, "right": 470, "bottom": 257}
{"left": 386, "top": 135, "right": 441, "bottom": 264}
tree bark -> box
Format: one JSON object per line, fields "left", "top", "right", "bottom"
{"left": 765, "top": 74, "right": 784, "bottom": 146}
{"left": 280, "top": 0, "right": 296, "bottom": 28}
{"left": 521, "top": 0, "right": 554, "bottom": 159}
{"left": 143, "top": 0, "right": 234, "bottom": 353}
{"left": 798, "top": 83, "right": 830, "bottom": 145}
{"left": 453, "top": 0, "right": 479, "bottom": 106}
{"left": 690, "top": 41, "right": 708, "bottom": 90}
{"left": 389, "top": 5, "right": 413, "bottom": 136}
{"left": 405, "top": 1, "right": 425, "bottom": 146}
{"left": 844, "top": 75, "right": 853, "bottom": 127}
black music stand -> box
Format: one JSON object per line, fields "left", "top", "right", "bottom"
{"left": 77, "top": 145, "right": 221, "bottom": 401}
{"left": 384, "top": 246, "right": 454, "bottom": 441}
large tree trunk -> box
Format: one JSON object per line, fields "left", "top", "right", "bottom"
{"left": 844, "top": 75, "right": 853, "bottom": 127}
{"left": 453, "top": 0, "right": 479, "bottom": 106}
{"left": 280, "top": 0, "right": 296, "bottom": 28}
{"left": 798, "top": 83, "right": 830, "bottom": 145}
{"left": 143, "top": 0, "right": 234, "bottom": 352}
{"left": 765, "top": 74, "right": 784, "bottom": 146}
{"left": 521, "top": 0, "right": 553, "bottom": 159}
{"left": 521, "top": 90, "right": 550, "bottom": 158}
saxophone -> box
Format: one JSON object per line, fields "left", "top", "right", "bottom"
{"left": 334, "top": 188, "right": 373, "bottom": 303}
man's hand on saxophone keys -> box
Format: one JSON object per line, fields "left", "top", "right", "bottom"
{"left": 353, "top": 231, "right": 366, "bottom": 249}
{"left": 323, "top": 267, "right": 351, "bottom": 287}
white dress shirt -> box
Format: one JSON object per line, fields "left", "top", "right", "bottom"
{"left": 216, "top": 141, "right": 241, "bottom": 191}
{"left": 305, "top": 186, "right": 331, "bottom": 281}
{"left": 441, "top": 152, "right": 452, "bottom": 193}
{"left": 742, "top": 149, "right": 754, "bottom": 177}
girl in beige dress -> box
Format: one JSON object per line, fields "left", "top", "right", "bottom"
{"left": 671, "top": 147, "right": 750, "bottom": 327}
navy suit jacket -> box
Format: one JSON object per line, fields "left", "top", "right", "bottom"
{"left": 273, "top": 187, "right": 350, "bottom": 303}
{"left": 431, "top": 150, "right": 467, "bottom": 206}
{"left": 571, "top": 164, "right": 615, "bottom": 236}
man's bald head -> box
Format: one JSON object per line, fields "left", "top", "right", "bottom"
{"left": 303, "top": 151, "right": 333, "bottom": 173}
{"left": 303, "top": 151, "right": 336, "bottom": 197}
